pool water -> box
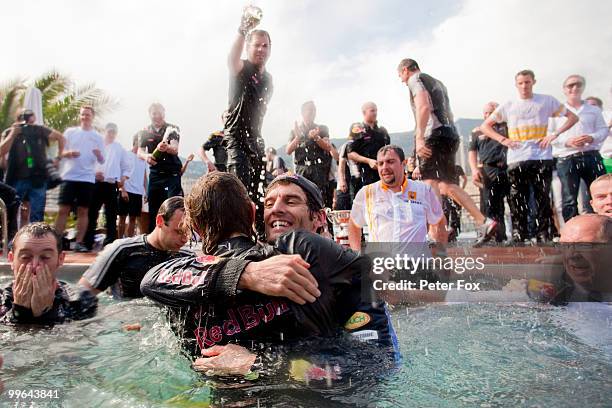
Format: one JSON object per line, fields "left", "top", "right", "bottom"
{"left": 1, "top": 276, "right": 611, "bottom": 407}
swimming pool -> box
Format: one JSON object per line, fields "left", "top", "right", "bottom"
{"left": 1, "top": 274, "right": 611, "bottom": 407}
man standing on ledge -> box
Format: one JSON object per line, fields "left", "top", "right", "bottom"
{"left": 225, "top": 8, "right": 273, "bottom": 236}
{"left": 398, "top": 58, "right": 498, "bottom": 245}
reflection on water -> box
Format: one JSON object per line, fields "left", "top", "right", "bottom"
{"left": 1, "top": 278, "right": 611, "bottom": 407}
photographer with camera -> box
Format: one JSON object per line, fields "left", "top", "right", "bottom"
{"left": 0, "top": 109, "right": 65, "bottom": 224}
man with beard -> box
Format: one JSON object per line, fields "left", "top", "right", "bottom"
{"left": 224, "top": 11, "right": 273, "bottom": 236}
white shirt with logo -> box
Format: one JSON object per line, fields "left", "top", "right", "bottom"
{"left": 351, "top": 178, "right": 443, "bottom": 243}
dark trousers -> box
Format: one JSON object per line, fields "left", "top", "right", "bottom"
{"left": 556, "top": 151, "right": 606, "bottom": 221}
{"left": 442, "top": 196, "right": 462, "bottom": 242}
{"left": 508, "top": 160, "right": 554, "bottom": 241}
{"left": 84, "top": 181, "right": 118, "bottom": 248}
{"left": 228, "top": 153, "right": 265, "bottom": 238}
{"left": 0, "top": 182, "right": 20, "bottom": 243}
{"left": 481, "top": 165, "right": 510, "bottom": 241}
{"left": 147, "top": 173, "right": 183, "bottom": 233}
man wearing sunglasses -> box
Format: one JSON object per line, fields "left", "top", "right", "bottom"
{"left": 79, "top": 196, "right": 192, "bottom": 299}
{"left": 549, "top": 75, "right": 608, "bottom": 222}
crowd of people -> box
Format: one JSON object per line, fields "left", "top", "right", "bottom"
{"left": 0, "top": 8, "right": 611, "bottom": 402}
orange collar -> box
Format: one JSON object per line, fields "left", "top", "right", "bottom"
{"left": 381, "top": 176, "right": 408, "bottom": 193}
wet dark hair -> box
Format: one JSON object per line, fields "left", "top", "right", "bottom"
{"left": 398, "top": 58, "right": 420, "bottom": 72}
{"left": 247, "top": 29, "right": 271, "bottom": 45}
{"left": 515, "top": 69, "right": 535, "bottom": 80}
{"left": 12, "top": 222, "right": 62, "bottom": 253}
{"left": 186, "top": 173, "right": 253, "bottom": 253}
{"left": 157, "top": 196, "right": 185, "bottom": 225}
{"left": 378, "top": 144, "right": 405, "bottom": 162}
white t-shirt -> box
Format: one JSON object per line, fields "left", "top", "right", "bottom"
{"left": 61, "top": 127, "right": 105, "bottom": 183}
{"left": 351, "top": 177, "right": 443, "bottom": 243}
{"left": 492, "top": 94, "right": 566, "bottom": 165}
{"left": 124, "top": 151, "right": 147, "bottom": 196}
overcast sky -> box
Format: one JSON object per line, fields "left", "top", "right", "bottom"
{"left": 2, "top": 0, "right": 611, "bottom": 156}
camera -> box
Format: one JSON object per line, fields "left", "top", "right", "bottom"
{"left": 17, "top": 109, "right": 35, "bottom": 127}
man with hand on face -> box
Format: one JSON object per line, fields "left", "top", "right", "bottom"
{"left": 0, "top": 223, "right": 97, "bottom": 324}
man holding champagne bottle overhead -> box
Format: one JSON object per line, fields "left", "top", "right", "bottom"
{"left": 224, "top": 5, "right": 273, "bottom": 237}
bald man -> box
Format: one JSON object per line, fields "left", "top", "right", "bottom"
{"left": 559, "top": 214, "right": 612, "bottom": 302}
{"left": 346, "top": 102, "right": 390, "bottom": 186}
{"left": 590, "top": 174, "right": 612, "bottom": 217}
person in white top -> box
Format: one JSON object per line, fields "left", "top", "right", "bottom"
{"left": 55, "top": 106, "right": 105, "bottom": 252}
{"left": 118, "top": 135, "right": 148, "bottom": 238}
{"left": 480, "top": 70, "right": 578, "bottom": 242}
{"left": 348, "top": 145, "right": 446, "bottom": 251}
{"left": 549, "top": 75, "right": 608, "bottom": 222}
{"left": 585, "top": 95, "right": 612, "bottom": 173}
{"left": 83, "top": 123, "right": 133, "bottom": 250}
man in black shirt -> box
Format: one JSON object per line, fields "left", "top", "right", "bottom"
{"left": 79, "top": 196, "right": 191, "bottom": 299}
{"left": 0, "top": 109, "right": 65, "bottom": 223}
{"left": 468, "top": 102, "right": 509, "bottom": 242}
{"left": 225, "top": 16, "right": 273, "bottom": 236}
{"left": 200, "top": 131, "right": 227, "bottom": 173}
{"left": 137, "top": 103, "right": 183, "bottom": 233}
{"left": 286, "top": 101, "right": 334, "bottom": 195}
{"left": 347, "top": 102, "right": 390, "bottom": 187}
{"left": 1, "top": 223, "right": 97, "bottom": 325}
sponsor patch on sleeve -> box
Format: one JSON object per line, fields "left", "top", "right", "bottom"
{"left": 344, "top": 311, "right": 371, "bottom": 330}
{"left": 195, "top": 255, "right": 220, "bottom": 265}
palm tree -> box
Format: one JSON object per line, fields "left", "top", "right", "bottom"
{"left": 0, "top": 70, "right": 118, "bottom": 133}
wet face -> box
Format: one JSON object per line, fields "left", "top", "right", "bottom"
{"left": 563, "top": 76, "right": 584, "bottom": 100}
{"left": 590, "top": 180, "right": 612, "bottom": 217}
{"left": 79, "top": 108, "right": 94, "bottom": 128}
{"left": 149, "top": 107, "right": 165, "bottom": 128}
{"left": 264, "top": 183, "right": 323, "bottom": 242}
{"left": 559, "top": 219, "right": 608, "bottom": 287}
{"left": 515, "top": 74, "right": 535, "bottom": 99}
{"left": 362, "top": 104, "right": 378, "bottom": 123}
{"left": 9, "top": 233, "right": 64, "bottom": 278}
{"left": 398, "top": 67, "right": 410, "bottom": 84}
{"left": 301, "top": 103, "right": 316, "bottom": 125}
{"left": 157, "top": 210, "right": 189, "bottom": 251}
{"left": 247, "top": 33, "right": 271, "bottom": 67}
{"left": 378, "top": 149, "right": 405, "bottom": 187}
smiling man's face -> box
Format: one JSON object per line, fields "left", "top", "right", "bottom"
{"left": 263, "top": 183, "right": 323, "bottom": 242}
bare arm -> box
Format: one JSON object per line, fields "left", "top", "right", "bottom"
{"left": 48, "top": 130, "right": 65, "bottom": 157}
{"left": 77, "top": 277, "right": 102, "bottom": 295}
{"left": 468, "top": 150, "right": 483, "bottom": 187}
{"left": 428, "top": 216, "right": 448, "bottom": 244}
{"left": 228, "top": 33, "right": 246, "bottom": 76}
{"left": 328, "top": 142, "right": 339, "bottom": 161}
{"left": 348, "top": 219, "right": 363, "bottom": 252}
{"left": 413, "top": 91, "right": 431, "bottom": 143}
{"left": 0, "top": 126, "right": 19, "bottom": 156}
{"left": 348, "top": 151, "right": 376, "bottom": 167}
{"left": 480, "top": 117, "right": 519, "bottom": 148}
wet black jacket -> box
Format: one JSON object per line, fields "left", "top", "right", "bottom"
{"left": 141, "top": 231, "right": 398, "bottom": 357}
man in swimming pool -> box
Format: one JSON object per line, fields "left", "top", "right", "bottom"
{"left": 0, "top": 223, "right": 97, "bottom": 324}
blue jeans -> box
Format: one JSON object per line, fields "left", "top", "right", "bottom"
{"left": 556, "top": 151, "right": 605, "bottom": 221}
{"left": 13, "top": 179, "right": 47, "bottom": 222}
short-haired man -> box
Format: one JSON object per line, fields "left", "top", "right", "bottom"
{"left": 0, "top": 223, "right": 97, "bottom": 324}
{"left": 55, "top": 106, "right": 105, "bottom": 252}
{"left": 84, "top": 123, "right": 133, "bottom": 249}
{"left": 590, "top": 174, "right": 612, "bottom": 217}
{"left": 469, "top": 102, "right": 510, "bottom": 242}
{"left": 264, "top": 147, "right": 286, "bottom": 184}
{"left": 79, "top": 196, "right": 191, "bottom": 299}
{"left": 348, "top": 145, "right": 446, "bottom": 250}
{"left": 480, "top": 70, "right": 579, "bottom": 242}
{"left": 586, "top": 94, "right": 612, "bottom": 173}
{"left": 200, "top": 130, "right": 227, "bottom": 173}
{"left": 398, "top": 59, "right": 498, "bottom": 245}
{"left": 286, "top": 101, "right": 334, "bottom": 203}
{"left": 141, "top": 173, "right": 398, "bottom": 372}
{"left": 346, "top": 102, "right": 390, "bottom": 187}
{"left": 0, "top": 109, "right": 65, "bottom": 223}
{"left": 137, "top": 103, "right": 183, "bottom": 233}
{"left": 549, "top": 75, "right": 608, "bottom": 222}
{"left": 225, "top": 12, "right": 274, "bottom": 236}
